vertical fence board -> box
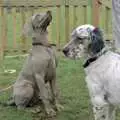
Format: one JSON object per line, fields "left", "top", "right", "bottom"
{"left": 99, "top": 3, "right": 102, "bottom": 28}
{"left": 21, "top": 7, "right": 27, "bottom": 52}
{"left": 59, "top": 5, "right": 65, "bottom": 46}
{"left": 0, "top": 6, "right": 3, "bottom": 60}
{"left": 101, "top": 5, "right": 106, "bottom": 31}
{"left": 75, "top": 6, "right": 79, "bottom": 26}
{"left": 87, "top": 0, "right": 92, "bottom": 24}
{"left": 1, "top": 7, "right": 7, "bottom": 52}
{"left": 105, "top": 7, "right": 109, "bottom": 34}
{"left": 76, "top": 6, "right": 82, "bottom": 26}
{"left": 65, "top": 1, "right": 69, "bottom": 42}
{"left": 83, "top": 5, "right": 87, "bottom": 24}
{"left": 106, "top": 7, "right": 112, "bottom": 39}
{"left": 3, "top": 8, "right": 7, "bottom": 51}
{"left": 73, "top": 5, "right": 77, "bottom": 28}
{"left": 92, "top": 0, "right": 99, "bottom": 27}
{"left": 69, "top": 6, "right": 73, "bottom": 33}
{"left": 13, "top": 8, "right": 17, "bottom": 51}
{"left": 78, "top": 6, "right": 84, "bottom": 25}
{"left": 56, "top": 5, "right": 61, "bottom": 50}
{"left": 108, "top": 8, "right": 112, "bottom": 38}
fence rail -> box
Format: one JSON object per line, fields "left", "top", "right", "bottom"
{"left": 0, "top": 0, "right": 112, "bottom": 59}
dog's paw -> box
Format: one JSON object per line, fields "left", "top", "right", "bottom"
{"left": 54, "top": 104, "right": 64, "bottom": 112}
{"left": 30, "top": 107, "right": 42, "bottom": 114}
{"left": 46, "top": 108, "right": 56, "bottom": 117}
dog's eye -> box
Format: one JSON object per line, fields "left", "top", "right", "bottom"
{"left": 77, "top": 37, "right": 83, "bottom": 43}
{"left": 36, "top": 14, "right": 41, "bottom": 17}
{"left": 77, "top": 37, "right": 82, "bottom": 40}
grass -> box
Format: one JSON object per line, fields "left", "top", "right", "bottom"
{"left": 1, "top": 54, "right": 120, "bottom": 120}
{"left": 0, "top": 53, "right": 94, "bottom": 120}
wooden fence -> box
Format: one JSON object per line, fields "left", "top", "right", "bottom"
{"left": 0, "top": 0, "right": 112, "bottom": 59}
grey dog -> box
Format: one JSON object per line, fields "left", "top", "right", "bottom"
{"left": 8, "top": 11, "right": 59, "bottom": 115}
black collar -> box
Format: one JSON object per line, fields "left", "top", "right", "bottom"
{"left": 32, "top": 42, "right": 56, "bottom": 47}
{"left": 83, "top": 48, "right": 108, "bottom": 68}
{"left": 83, "top": 56, "right": 98, "bottom": 68}
{"left": 32, "top": 42, "right": 43, "bottom": 46}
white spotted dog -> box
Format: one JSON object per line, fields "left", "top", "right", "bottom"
{"left": 63, "top": 24, "right": 120, "bottom": 120}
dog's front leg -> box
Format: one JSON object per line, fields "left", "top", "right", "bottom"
{"left": 49, "top": 76, "right": 56, "bottom": 104}
{"left": 35, "top": 74, "right": 56, "bottom": 116}
{"left": 92, "top": 101, "right": 116, "bottom": 120}
{"left": 86, "top": 77, "right": 116, "bottom": 120}
{"left": 49, "top": 76, "right": 64, "bottom": 111}
{"left": 108, "top": 105, "right": 116, "bottom": 120}
{"left": 92, "top": 102, "right": 109, "bottom": 120}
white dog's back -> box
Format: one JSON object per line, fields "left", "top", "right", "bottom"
{"left": 85, "top": 51, "right": 120, "bottom": 105}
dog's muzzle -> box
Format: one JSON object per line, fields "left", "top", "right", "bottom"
{"left": 62, "top": 47, "right": 69, "bottom": 56}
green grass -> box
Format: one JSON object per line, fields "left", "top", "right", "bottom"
{"left": 1, "top": 54, "right": 120, "bottom": 120}
{"left": 0, "top": 54, "right": 94, "bottom": 120}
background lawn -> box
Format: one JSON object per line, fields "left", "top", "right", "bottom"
{"left": 0, "top": 53, "right": 93, "bottom": 120}
{"left": 0, "top": 53, "right": 120, "bottom": 120}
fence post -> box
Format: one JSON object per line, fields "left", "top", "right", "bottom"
{"left": 56, "top": 2, "right": 61, "bottom": 50}
{"left": 92, "top": 0, "right": 99, "bottom": 27}
{"left": 13, "top": 7, "right": 17, "bottom": 51}
{"left": 21, "top": 6, "right": 27, "bottom": 52}
{"left": 87, "top": 0, "right": 92, "bottom": 24}
{"left": 1, "top": 7, "right": 7, "bottom": 52}
{"left": 0, "top": 0, "right": 4, "bottom": 60}
{"left": 73, "top": 5, "right": 77, "bottom": 28}
{"left": 65, "top": 0, "right": 69, "bottom": 42}
{"left": 0, "top": 0, "right": 7, "bottom": 60}
{"left": 83, "top": 6, "right": 87, "bottom": 24}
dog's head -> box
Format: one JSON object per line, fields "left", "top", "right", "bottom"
{"left": 31, "top": 11, "right": 52, "bottom": 32}
{"left": 63, "top": 24, "right": 105, "bottom": 59}
{"left": 23, "top": 11, "right": 52, "bottom": 36}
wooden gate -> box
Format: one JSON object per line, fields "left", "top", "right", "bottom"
{"left": 0, "top": 0, "right": 112, "bottom": 59}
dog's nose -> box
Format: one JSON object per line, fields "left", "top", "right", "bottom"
{"left": 63, "top": 48, "right": 69, "bottom": 55}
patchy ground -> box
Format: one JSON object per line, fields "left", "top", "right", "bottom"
{"left": 0, "top": 54, "right": 120, "bottom": 120}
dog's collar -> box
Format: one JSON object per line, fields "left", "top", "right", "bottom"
{"left": 83, "top": 47, "right": 108, "bottom": 68}
{"left": 32, "top": 42, "right": 43, "bottom": 46}
{"left": 32, "top": 42, "right": 56, "bottom": 48}
{"left": 83, "top": 57, "right": 97, "bottom": 68}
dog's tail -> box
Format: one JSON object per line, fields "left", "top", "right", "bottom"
{"left": 0, "top": 85, "right": 13, "bottom": 94}
{"left": 0, "top": 99, "right": 16, "bottom": 107}
{"left": 0, "top": 85, "right": 15, "bottom": 107}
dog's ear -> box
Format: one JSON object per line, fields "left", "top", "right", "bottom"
{"left": 89, "top": 28, "right": 104, "bottom": 54}
{"left": 71, "top": 29, "right": 77, "bottom": 37}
